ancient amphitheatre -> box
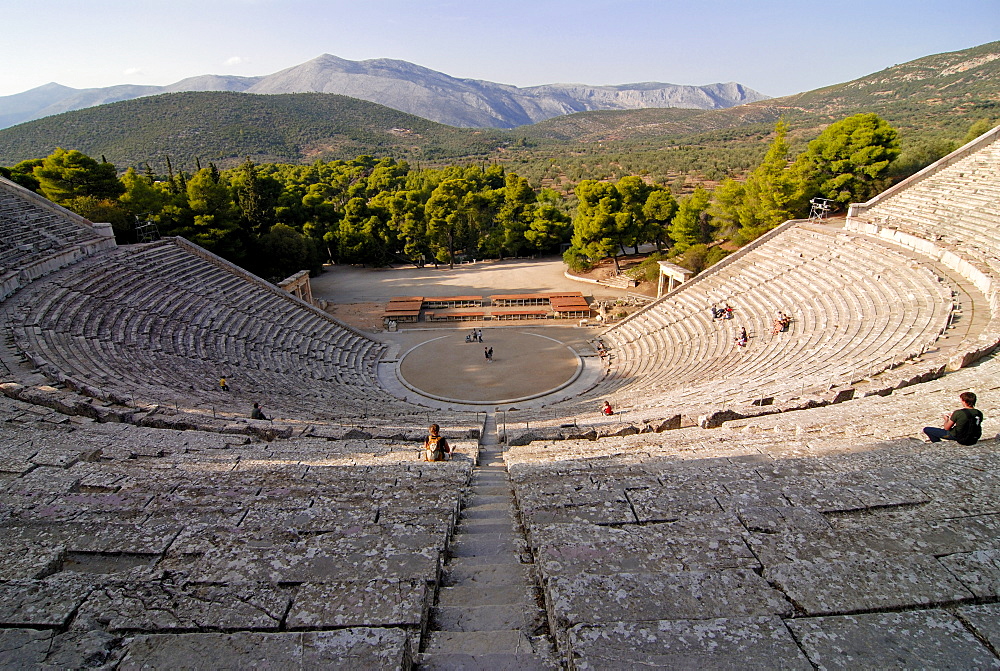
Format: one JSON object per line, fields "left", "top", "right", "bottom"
{"left": 1, "top": 126, "right": 1000, "bottom": 668}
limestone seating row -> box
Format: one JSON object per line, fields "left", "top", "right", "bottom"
{"left": 0, "top": 186, "right": 105, "bottom": 274}
{"left": 4, "top": 239, "right": 433, "bottom": 421}
{"left": 503, "top": 409, "right": 1000, "bottom": 665}
{"left": 505, "top": 384, "right": 1000, "bottom": 666}
{"left": 609, "top": 230, "right": 944, "bottom": 398}
{"left": 860, "top": 138, "right": 1000, "bottom": 270}
{"left": 0, "top": 411, "right": 474, "bottom": 667}
{"left": 533, "top": 227, "right": 951, "bottom": 428}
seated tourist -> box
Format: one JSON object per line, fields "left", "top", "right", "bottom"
{"left": 423, "top": 424, "right": 452, "bottom": 461}
{"left": 735, "top": 326, "right": 748, "bottom": 348}
{"left": 923, "top": 392, "right": 984, "bottom": 444}
{"left": 250, "top": 402, "right": 268, "bottom": 421}
{"left": 602, "top": 401, "right": 614, "bottom": 415}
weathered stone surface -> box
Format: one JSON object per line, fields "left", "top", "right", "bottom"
{"left": 0, "top": 575, "right": 93, "bottom": 627}
{"left": 533, "top": 523, "right": 683, "bottom": 577}
{"left": 119, "top": 628, "right": 412, "bottom": 669}
{"left": 36, "top": 628, "right": 123, "bottom": 669}
{"left": 74, "top": 581, "right": 290, "bottom": 632}
{"left": 0, "top": 541, "right": 63, "bottom": 580}
{"left": 766, "top": 553, "right": 974, "bottom": 615}
{"left": 736, "top": 504, "right": 831, "bottom": 535}
{"left": 787, "top": 610, "right": 997, "bottom": 669}
{"left": 955, "top": 603, "right": 1000, "bottom": 651}
{"left": 119, "top": 632, "right": 292, "bottom": 670}
{"left": 432, "top": 603, "right": 540, "bottom": 632}
{"left": 7, "top": 521, "right": 181, "bottom": 555}
{"left": 547, "top": 570, "right": 792, "bottom": 627}
{"left": 0, "top": 628, "right": 53, "bottom": 668}
{"left": 286, "top": 579, "right": 428, "bottom": 629}
{"left": 418, "top": 651, "right": 555, "bottom": 670}
{"left": 302, "top": 628, "right": 412, "bottom": 667}
{"left": 938, "top": 548, "right": 1000, "bottom": 598}
{"left": 442, "top": 559, "right": 528, "bottom": 586}
{"left": 568, "top": 617, "right": 811, "bottom": 670}
{"left": 191, "top": 536, "right": 442, "bottom": 584}
{"left": 626, "top": 485, "right": 724, "bottom": 521}
{"left": 423, "top": 629, "right": 540, "bottom": 655}
{"left": 522, "top": 499, "right": 636, "bottom": 526}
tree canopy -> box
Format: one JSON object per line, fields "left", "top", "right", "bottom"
{"left": 4, "top": 111, "right": 940, "bottom": 283}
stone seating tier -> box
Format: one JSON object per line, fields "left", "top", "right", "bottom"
{"left": 0, "top": 393, "right": 475, "bottom": 668}
{"left": 851, "top": 134, "right": 1000, "bottom": 278}
{"left": 503, "top": 351, "right": 1000, "bottom": 666}
{"left": 0, "top": 178, "right": 116, "bottom": 301}
{"left": 538, "top": 224, "right": 952, "bottom": 428}
{"left": 4, "top": 238, "right": 436, "bottom": 423}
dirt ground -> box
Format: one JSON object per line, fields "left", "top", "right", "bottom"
{"left": 312, "top": 255, "right": 647, "bottom": 331}
{"left": 324, "top": 302, "right": 387, "bottom": 331}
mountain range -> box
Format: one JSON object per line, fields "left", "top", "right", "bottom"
{"left": 0, "top": 54, "right": 769, "bottom": 130}
{"left": 0, "top": 41, "right": 996, "bottom": 180}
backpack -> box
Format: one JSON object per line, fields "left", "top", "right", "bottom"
{"left": 953, "top": 408, "right": 983, "bottom": 445}
{"left": 426, "top": 435, "right": 445, "bottom": 461}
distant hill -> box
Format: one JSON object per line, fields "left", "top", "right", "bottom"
{"left": 0, "top": 54, "right": 768, "bottom": 130}
{"left": 519, "top": 41, "right": 1000, "bottom": 145}
{"left": 0, "top": 92, "right": 506, "bottom": 170}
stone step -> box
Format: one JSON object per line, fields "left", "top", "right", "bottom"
{"left": 460, "top": 506, "right": 509, "bottom": 520}
{"left": 453, "top": 520, "right": 514, "bottom": 535}
{"left": 442, "top": 559, "right": 531, "bottom": 587}
{"left": 471, "top": 470, "right": 506, "bottom": 480}
{"left": 435, "top": 584, "right": 533, "bottom": 608}
{"left": 449, "top": 536, "right": 526, "bottom": 559}
{"left": 416, "top": 651, "right": 555, "bottom": 670}
{"left": 466, "top": 495, "right": 508, "bottom": 506}
{"left": 422, "top": 630, "right": 540, "bottom": 656}
{"left": 472, "top": 485, "right": 511, "bottom": 496}
{"left": 431, "top": 603, "right": 540, "bottom": 632}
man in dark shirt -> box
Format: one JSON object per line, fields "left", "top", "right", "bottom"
{"left": 924, "top": 392, "right": 983, "bottom": 445}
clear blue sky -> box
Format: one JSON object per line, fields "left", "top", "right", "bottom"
{"left": 2, "top": 0, "right": 998, "bottom": 98}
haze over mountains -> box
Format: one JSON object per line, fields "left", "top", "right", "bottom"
{"left": 0, "top": 54, "right": 769, "bottom": 130}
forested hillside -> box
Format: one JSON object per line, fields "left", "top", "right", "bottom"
{"left": 0, "top": 92, "right": 505, "bottom": 171}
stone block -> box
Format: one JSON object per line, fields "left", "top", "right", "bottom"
{"left": 765, "top": 553, "right": 974, "bottom": 615}
{"left": 938, "top": 548, "right": 1000, "bottom": 598}
{"left": 533, "top": 523, "right": 683, "bottom": 577}
{"left": 568, "top": 616, "right": 811, "bottom": 670}
{"left": 0, "top": 575, "right": 93, "bottom": 627}
{"left": 286, "top": 579, "right": 428, "bottom": 629}
{"left": 547, "top": 570, "right": 792, "bottom": 627}
{"left": 193, "top": 536, "right": 442, "bottom": 584}
{"left": 431, "top": 603, "right": 540, "bottom": 633}
{"left": 787, "top": 609, "right": 996, "bottom": 670}
{"left": 422, "top": 629, "right": 541, "bottom": 656}
{"left": 75, "top": 580, "right": 290, "bottom": 632}
{"left": 119, "top": 628, "right": 412, "bottom": 669}
{"left": 955, "top": 603, "right": 1000, "bottom": 651}
{"left": 626, "top": 486, "right": 723, "bottom": 521}
{"left": 0, "top": 628, "right": 53, "bottom": 668}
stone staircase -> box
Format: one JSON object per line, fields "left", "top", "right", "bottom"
{"left": 598, "top": 272, "right": 637, "bottom": 290}
{"left": 418, "top": 412, "right": 557, "bottom": 669}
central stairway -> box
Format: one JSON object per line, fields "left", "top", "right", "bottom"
{"left": 418, "top": 411, "right": 556, "bottom": 669}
